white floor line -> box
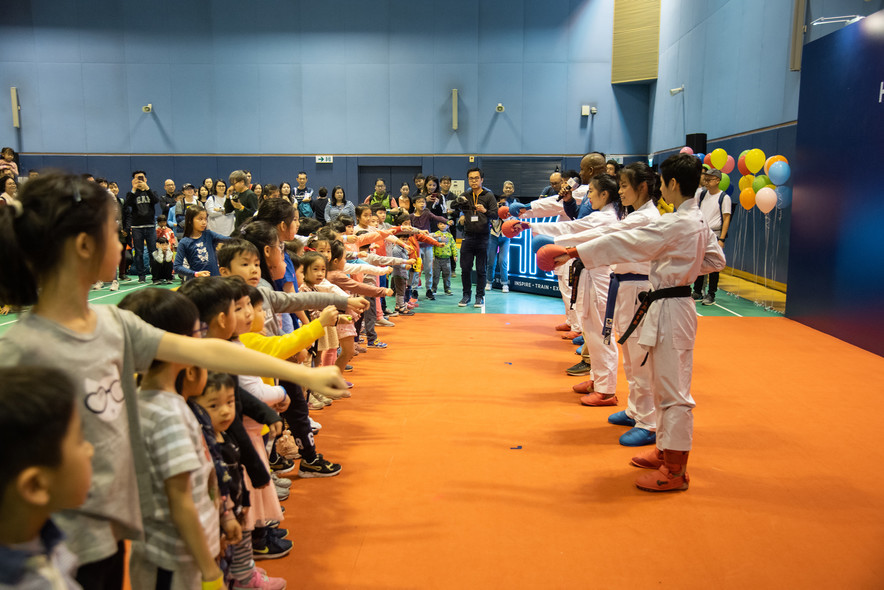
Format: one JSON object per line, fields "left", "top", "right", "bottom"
{"left": 0, "top": 283, "right": 150, "bottom": 328}
{"left": 713, "top": 302, "right": 743, "bottom": 317}
{"left": 88, "top": 283, "right": 149, "bottom": 302}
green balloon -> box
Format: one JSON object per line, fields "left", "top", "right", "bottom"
{"left": 752, "top": 174, "right": 770, "bottom": 193}
{"left": 739, "top": 149, "right": 750, "bottom": 160}
{"left": 719, "top": 172, "right": 730, "bottom": 192}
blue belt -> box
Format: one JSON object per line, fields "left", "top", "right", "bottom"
{"left": 602, "top": 273, "right": 649, "bottom": 344}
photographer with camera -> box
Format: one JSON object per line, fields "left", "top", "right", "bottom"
{"left": 453, "top": 167, "right": 498, "bottom": 308}
{"left": 123, "top": 170, "right": 160, "bottom": 283}
{"left": 224, "top": 169, "right": 259, "bottom": 232}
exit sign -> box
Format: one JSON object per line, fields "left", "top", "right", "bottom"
{"left": 315, "top": 155, "right": 334, "bottom": 164}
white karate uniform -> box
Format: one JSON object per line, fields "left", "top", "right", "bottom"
{"left": 520, "top": 185, "right": 588, "bottom": 220}
{"left": 522, "top": 186, "right": 589, "bottom": 330}
{"left": 574, "top": 198, "right": 725, "bottom": 450}
{"left": 556, "top": 200, "right": 660, "bottom": 429}
{"left": 532, "top": 203, "right": 619, "bottom": 393}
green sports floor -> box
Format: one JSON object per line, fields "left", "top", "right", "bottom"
{"left": 0, "top": 275, "right": 781, "bottom": 338}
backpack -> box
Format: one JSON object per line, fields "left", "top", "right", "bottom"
{"left": 698, "top": 189, "right": 733, "bottom": 221}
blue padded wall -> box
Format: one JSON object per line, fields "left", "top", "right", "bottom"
{"left": 786, "top": 10, "right": 884, "bottom": 357}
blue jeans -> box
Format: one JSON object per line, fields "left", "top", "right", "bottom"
{"left": 131, "top": 226, "right": 156, "bottom": 279}
{"left": 486, "top": 234, "right": 510, "bottom": 285}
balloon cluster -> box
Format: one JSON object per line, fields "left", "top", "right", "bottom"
{"left": 680, "top": 146, "right": 792, "bottom": 214}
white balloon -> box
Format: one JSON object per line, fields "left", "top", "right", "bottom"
{"left": 755, "top": 187, "right": 777, "bottom": 214}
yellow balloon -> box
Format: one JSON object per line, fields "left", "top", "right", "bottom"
{"left": 738, "top": 174, "right": 755, "bottom": 192}
{"left": 746, "top": 149, "right": 766, "bottom": 174}
{"left": 710, "top": 148, "right": 728, "bottom": 170}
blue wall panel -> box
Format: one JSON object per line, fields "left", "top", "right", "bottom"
{"left": 83, "top": 63, "right": 131, "bottom": 153}
{"left": 36, "top": 64, "right": 86, "bottom": 152}
{"left": 650, "top": 0, "right": 800, "bottom": 153}
{"left": 2, "top": 0, "right": 655, "bottom": 157}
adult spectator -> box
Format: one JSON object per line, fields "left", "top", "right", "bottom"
{"left": 0, "top": 175, "right": 17, "bottom": 206}
{"left": 487, "top": 180, "right": 514, "bottom": 293}
{"left": 312, "top": 186, "right": 329, "bottom": 223}
{"left": 539, "top": 171, "right": 564, "bottom": 197}
{"left": 606, "top": 159, "right": 621, "bottom": 176}
{"left": 692, "top": 168, "right": 731, "bottom": 305}
{"left": 453, "top": 167, "right": 498, "bottom": 307}
{"left": 206, "top": 179, "right": 235, "bottom": 236}
{"left": 160, "top": 178, "right": 177, "bottom": 217}
{"left": 364, "top": 178, "right": 397, "bottom": 208}
{"left": 224, "top": 169, "right": 259, "bottom": 232}
{"left": 411, "top": 173, "right": 425, "bottom": 197}
{"left": 123, "top": 170, "right": 159, "bottom": 282}
{"left": 293, "top": 171, "right": 314, "bottom": 218}
{"left": 325, "top": 185, "right": 356, "bottom": 223}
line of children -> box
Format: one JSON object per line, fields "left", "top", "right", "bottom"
{"left": 0, "top": 173, "right": 351, "bottom": 589}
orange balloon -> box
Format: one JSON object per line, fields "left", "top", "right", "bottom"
{"left": 764, "top": 155, "right": 788, "bottom": 175}
{"left": 739, "top": 187, "right": 756, "bottom": 211}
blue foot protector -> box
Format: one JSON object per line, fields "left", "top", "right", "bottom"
{"left": 607, "top": 411, "right": 636, "bottom": 427}
{"left": 575, "top": 345, "right": 583, "bottom": 356}
{"left": 619, "top": 427, "right": 657, "bottom": 447}
{"left": 572, "top": 335, "right": 584, "bottom": 345}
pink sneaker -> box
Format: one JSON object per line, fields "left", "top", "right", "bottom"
{"left": 233, "top": 568, "right": 287, "bottom": 590}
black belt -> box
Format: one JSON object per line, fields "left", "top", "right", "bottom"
{"left": 568, "top": 259, "right": 585, "bottom": 309}
{"left": 602, "top": 273, "right": 649, "bottom": 344}
{"left": 617, "top": 286, "right": 691, "bottom": 344}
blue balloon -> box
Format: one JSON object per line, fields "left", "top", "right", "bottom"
{"left": 696, "top": 153, "right": 705, "bottom": 161}
{"left": 725, "top": 183, "right": 735, "bottom": 196}
{"left": 768, "top": 161, "right": 791, "bottom": 185}
{"left": 531, "top": 234, "right": 554, "bottom": 253}
{"left": 775, "top": 185, "right": 792, "bottom": 209}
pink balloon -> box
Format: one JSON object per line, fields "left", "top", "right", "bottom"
{"left": 755, "top": 187, "right": 777, "bottom": 214}
{"left": 680, "top": 146, "right": 694, "bottom": 155}
{"left": 721, "top": 155, "right": 735, "bottom": 174}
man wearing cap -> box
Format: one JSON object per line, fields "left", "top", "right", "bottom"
{"left": 693, "top": 167, "right": 732, "bottom": 305}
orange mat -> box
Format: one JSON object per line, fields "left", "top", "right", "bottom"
{"left": 242, "top": 315, "right": 884, "bottom": 588}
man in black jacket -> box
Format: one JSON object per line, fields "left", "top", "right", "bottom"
{"left": 123, "top": 170, "right": 159, "bottom": 283}
{"left": 454, "top": 167, "right": 498, "bottom": 308}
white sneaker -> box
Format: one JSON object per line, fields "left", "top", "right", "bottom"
{"left": 91, "top": 281, "right": 104, "bottom": 291}
{"left": 309, "top": 416, "right": 322, "bottom": 432}
{"left": 271, "top": 472, "right": 292, "bottom": 489}
{"left": 502, "top": 285, "right": 509, "bottom": 293}
{"left": 110, "top": 279, "right": 119, "bottom": 291}
{"left": 376, "top": 317, "right": 395, "bottom": 327}
{"left": 485, "top": 283, "right": 492, "bottom": 290}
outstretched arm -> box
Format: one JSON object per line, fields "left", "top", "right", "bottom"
{"left": 155, "top": 334, "right": 348, "bottom": 398}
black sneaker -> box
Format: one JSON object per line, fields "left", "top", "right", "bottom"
{"left": 566, "top": 360, "right": 592, "bottom": 376}
{"left": 691, "top": 291, "right": 703, "bottom": 301}
{"left": 458, "top": 296, "right": 470, "bottom": 307}
{"left": 474, "top": 296, "right": 484, "bottom": 308}
{"left": 298, "top": 454, "right": 342, "bottom": 478}
{"left": 252, "top": 530, "right": 293, "bottom": 560}
{"left": 702, "top": 293, "right": 715, "bottom": 306}
{"left": 269, "top": 527, "right": 289, "bottom": 540}
{"left": 426, "top": 290, "right": 436, "bottom": 300}
{"left": 269, "top": 453, "right": 296, "bottom": 475}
